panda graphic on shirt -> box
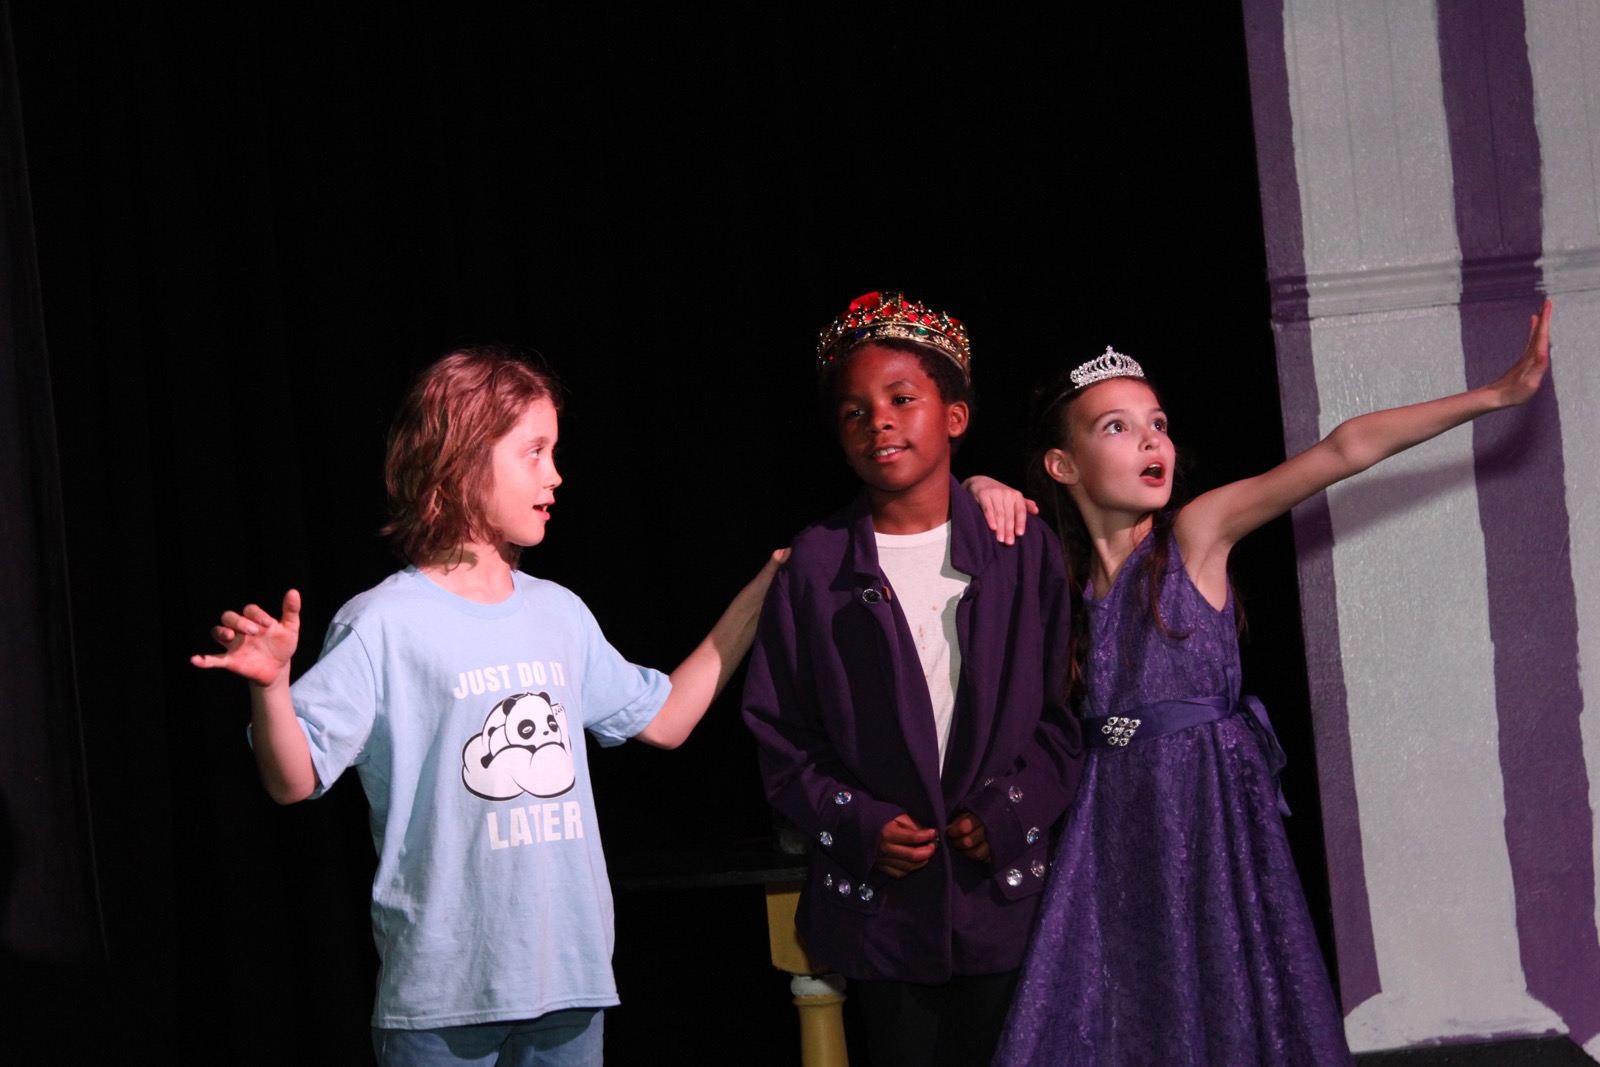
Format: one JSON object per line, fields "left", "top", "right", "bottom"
{"left": 460, "top": 691, "right": 575, "bottom": 800}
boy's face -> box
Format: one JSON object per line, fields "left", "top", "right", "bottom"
{"left": 834, "top": 344, "right": 968, "bottom": 500}
{"left": 485, "top": 398, "right": 562, "bottom": 548}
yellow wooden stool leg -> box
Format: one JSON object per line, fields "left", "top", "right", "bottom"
{"left": 790, "top": 974, "right": 849, "bottom": 1067}
{"left": 765, "top": 881, "right": 849, "bottom": 1067}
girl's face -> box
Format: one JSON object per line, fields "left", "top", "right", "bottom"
{"left": 483, "top": 398, "right": 562, "bottom": 549}
{"left": 1044, "top": 377, "right": 1173, "bottom": 519}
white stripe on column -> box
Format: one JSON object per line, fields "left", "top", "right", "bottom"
{"left": 1526, "top": 4, "right": 1600, "bottom": 1060}
{"left": 1315, "top": 311, "right": 1554, "bottom": 1046}
{"left": 1282, "top": 0, "right": 1560, "bottom": 1049}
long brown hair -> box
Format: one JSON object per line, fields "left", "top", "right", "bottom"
{"left": 1025, "top": 368, "right": 1189, "bottom": 709}
{"left": 381, "top": 346, "right": 562, "bottom": 566}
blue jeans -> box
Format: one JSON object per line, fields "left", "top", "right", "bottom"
{"left": 372, "top": 1009, "right": 603, "bottom": 1067}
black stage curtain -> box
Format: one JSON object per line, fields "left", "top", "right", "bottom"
{"left": 0, "top": 1, "right": 111, "bottom": 1053}
{"left": 3, "top": 5, "right": 1315, "bottom": 1063}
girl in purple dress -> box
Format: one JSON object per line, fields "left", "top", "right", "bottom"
{"left": 988, "top": 302, "right": 1552, "bottom": 1066}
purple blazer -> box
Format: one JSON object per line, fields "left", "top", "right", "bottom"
{"left": 742, "top": 477, "right": 1082, "bottom": 982}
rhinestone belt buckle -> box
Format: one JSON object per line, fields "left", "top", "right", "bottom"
{"left": 1102, "top": 716, "right": 1142, "bottom": 746}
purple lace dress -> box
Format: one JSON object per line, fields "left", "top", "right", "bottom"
{"left": 993, "top": 535, "right": 1351, "bottom": 1066}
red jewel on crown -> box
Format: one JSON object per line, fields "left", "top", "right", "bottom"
{"left": 815, "top": 289, "right": 972, "bottom": 378}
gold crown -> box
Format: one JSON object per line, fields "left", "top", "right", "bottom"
{"left": 816, "top": 291, "right": 971, "bottom": 378}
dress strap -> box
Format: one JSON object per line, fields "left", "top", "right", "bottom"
{"left": 1084, "top": 695, "right": 1291, "bottom": 815}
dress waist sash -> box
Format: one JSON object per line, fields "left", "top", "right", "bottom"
{"left": 1083, "top": 695, "right": 1291, "bottom": 814}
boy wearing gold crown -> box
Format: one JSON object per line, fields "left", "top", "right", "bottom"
{"left": 742, "top": 292, "right": 1083, "bottom": 1065}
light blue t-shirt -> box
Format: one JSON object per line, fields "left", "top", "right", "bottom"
{"left": 287, "top": 567, "right": 670, "bottom": 1029}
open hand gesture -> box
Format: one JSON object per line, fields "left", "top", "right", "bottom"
{"left": 191, "top": 589, "right": 302, "bottom": 687}
{"left": 1490, "top": 298, "right": 1552, "bottom": 408}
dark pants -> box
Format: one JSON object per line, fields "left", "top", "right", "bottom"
{"left": 853, "top": 970, "right": 1019, "bottom": 1067}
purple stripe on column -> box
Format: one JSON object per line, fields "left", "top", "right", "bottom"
{"left": 1243, "top": 0, "right": 1309, "bottom": 322}
{"left": 1243, "top": 0, "right": 1379, "bottom": 1013}
{"left": 1439, "top": 0, "right": 1600, "bottom": 1048}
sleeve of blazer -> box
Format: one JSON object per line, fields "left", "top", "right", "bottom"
{"left": 742, "top": 563, "right": 903, "bottom": 881}
{"left": 955, "top": 522, "right": 1084, "bottom": 870}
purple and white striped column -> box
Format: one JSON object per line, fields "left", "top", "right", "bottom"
{"left": 1244, "top": 0, "right": 1600, "bottom": 1056}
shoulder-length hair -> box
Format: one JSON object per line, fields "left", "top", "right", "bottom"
{"left": 381, "top": 346, "right": 562, "bottom": 566}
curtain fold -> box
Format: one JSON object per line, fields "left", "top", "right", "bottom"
{"left": 0, "top": 0, "right": 110, "bottom": 1050}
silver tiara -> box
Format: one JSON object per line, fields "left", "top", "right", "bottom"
{"left": 1069, "top": 347, "right": 1145, "bottom": 390}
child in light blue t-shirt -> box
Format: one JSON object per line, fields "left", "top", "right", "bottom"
{"left": 193, "top": 346, "right": 782, "bottom": 1066}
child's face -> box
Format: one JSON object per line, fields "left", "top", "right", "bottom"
{"left": 1046, "top": 377, "right": 1172, "bottom": 517}
{"left": 834, "top": 344, "right": 968, "bottom": 499}
{"left": 484, "top": 398, "right": 562, "bottom": 549}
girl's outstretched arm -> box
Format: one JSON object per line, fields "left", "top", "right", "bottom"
{"left": 1179, "top": 300, "right": 1551, "bottom": 598}
{"left": 636, "top": 549, "right": 789, "bottom": 749}
{"left": 191, "top": 589, "right": 317, "bottom": 804}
